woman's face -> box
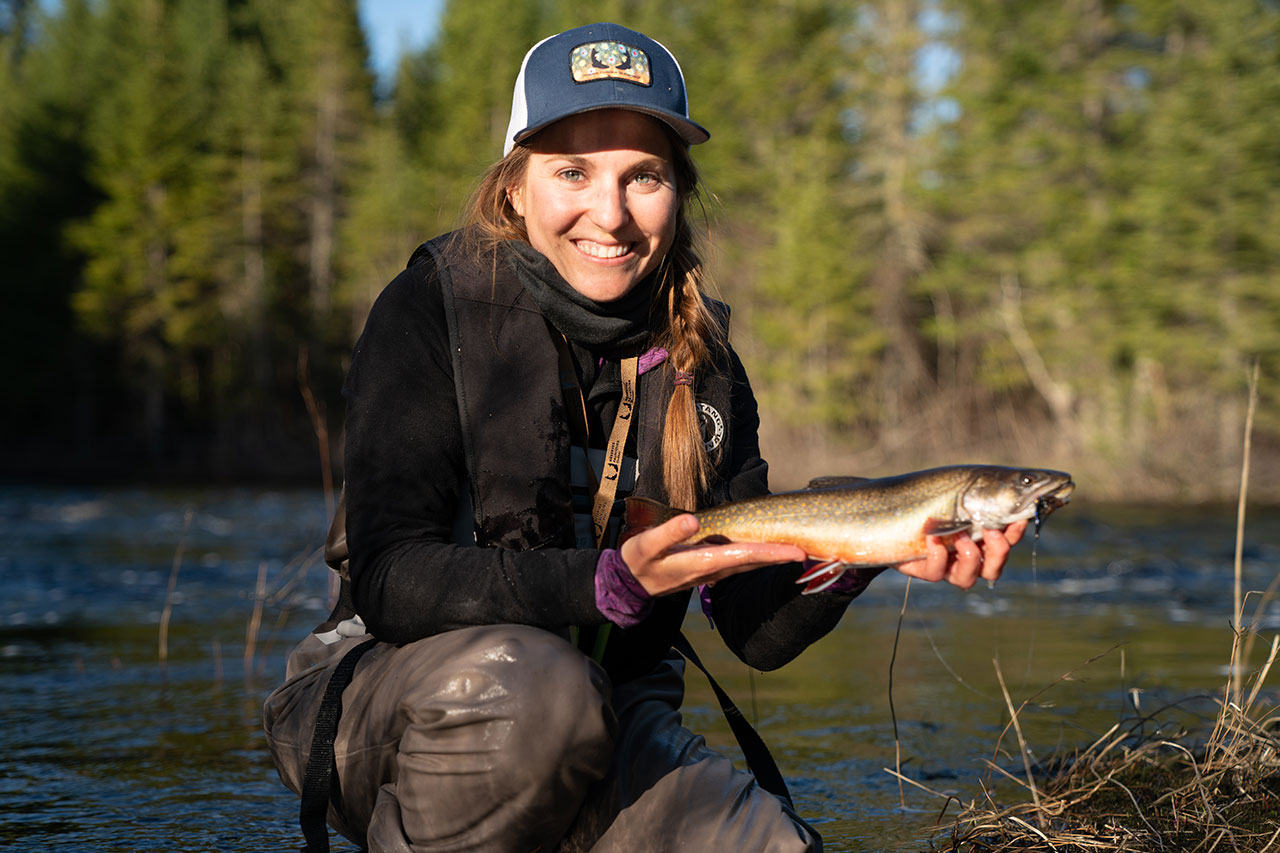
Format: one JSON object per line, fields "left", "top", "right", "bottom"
{"left": 508, "top": 109, "right": 679, "bottom": 303}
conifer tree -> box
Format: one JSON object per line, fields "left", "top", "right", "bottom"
{"left": 339, "top": 0, "right": 553, "bottom": 336}
{"left": 635, "top": 1, "right": 877, "bottom": 437}
{"left": 417, "top": 0, "right": 547, "bottom": 221}
{"left": 925, "top": 0, "right": 1279, "bottom": 488}
{"left": 337, "top": 45, "right": 451, "bottom": 333}
{"left": 1117, "top": 0, "right": 1280, "bottom": 486}
{"left": 68, "top": 0, "right": 228, "bottom": 459}
{"left": 254, "top": 0, "right": 373, "bottom": 345}
{"left": 923, "top": 0, "right": 1151, "bottom": 458}
{"left": 0, "top": 0, "right": 105, "bottom": 454}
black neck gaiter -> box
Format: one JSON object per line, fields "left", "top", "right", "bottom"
{"left": 505, "top": 240, "right": 657, "bottom": 351}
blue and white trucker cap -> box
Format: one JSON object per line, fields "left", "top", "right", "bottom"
{"left": 504, "top": 22, "right": 710, "bottom": 155}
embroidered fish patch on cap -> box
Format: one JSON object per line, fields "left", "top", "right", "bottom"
{"left": 570, "top": 41, "right": 652, "bottom": 86}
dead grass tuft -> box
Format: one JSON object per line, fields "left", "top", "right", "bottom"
{"left": 921, "top": 362, "right": 1274, "bottom": 852}
{"left": 926, "top": 683, "right": 1280, "bottom": 852}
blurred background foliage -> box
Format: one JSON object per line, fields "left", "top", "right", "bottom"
{"left": 1, "top": 0, "right": 1276, "bottom": 499}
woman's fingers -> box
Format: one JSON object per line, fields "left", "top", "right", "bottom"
{"left": 894, "top": 523, "right": 1026, "bottom": 589}
{"left": 1002, "top": 519, "right": 1028, "bottom": 547}
{"left": 948, "top": 533, "right": 985, "bottom": 588}
{"left": 977, "top": 526, "right": 1013, "bottom": 584}
{"left": 620, "top": 517, "right": 806, "bottom": 596}
{"left": 895, "top": 536, "right": 958, "bottom": 584}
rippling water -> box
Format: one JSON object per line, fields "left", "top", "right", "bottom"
{"left": 2, "top": 486, "right": 1277, "bottom": 852}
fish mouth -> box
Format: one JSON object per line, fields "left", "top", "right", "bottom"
{"left": 1033, "top": 479, "right": 1074, "bottom": 517}
{"left": 1004, "top": 473, "right": 1074, "bottom": 520}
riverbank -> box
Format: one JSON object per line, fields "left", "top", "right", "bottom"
{"left": 760, "top": 416, "right": 1280, "bottom": 506}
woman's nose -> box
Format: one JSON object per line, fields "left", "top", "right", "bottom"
{"left": 586, "top": 182, "right": 630, "bottom": 232}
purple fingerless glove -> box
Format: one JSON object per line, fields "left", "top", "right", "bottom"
{"left": 595, "top": 548, "right": 654, "bottom": 628}
{"left": 823, "top": 572, "right": 865, "bottom": 593}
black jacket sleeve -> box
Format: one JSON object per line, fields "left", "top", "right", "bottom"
{"left": 342, "top": 258, "right": 605, "bottom": 644}
{"left": 708, "top": 345, "right": 883, "bottom": 671}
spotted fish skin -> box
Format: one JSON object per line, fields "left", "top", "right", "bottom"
{"left": 624, "top": 465, "right": 1074, "bottom": 588}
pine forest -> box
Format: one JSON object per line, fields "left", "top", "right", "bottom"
{"left": 2, "top": 0, "right": 1277, "bottom": 501}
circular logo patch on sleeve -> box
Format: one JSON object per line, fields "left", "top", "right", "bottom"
{"left": 697, "top": 402, "right": 725, "bottom": 454}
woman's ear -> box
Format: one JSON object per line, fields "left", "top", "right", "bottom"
{"left": 506, "top": 184, "right": 524, "bottom": 217}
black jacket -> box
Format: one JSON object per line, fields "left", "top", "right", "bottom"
{"left": 343, "top": 234, "right": 872, "bottom": 682}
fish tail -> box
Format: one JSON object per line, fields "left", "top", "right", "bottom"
{"left": 622, "top": 497, "right": 679, "bottom": 540}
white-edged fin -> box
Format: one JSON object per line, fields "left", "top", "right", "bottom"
{"left": 802, "top": 566, "right": 849, "bottom": 594}
{"left": 796, "top": 559, "right": 843, "bottom": 584}
{"left": 797, "top": 559, "right": 850, "bottom": 594}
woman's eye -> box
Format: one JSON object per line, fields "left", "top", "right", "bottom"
{"left": 558, "top": 169, "right": 584, "bottom": 182}
{"left": 632, "top": 172, "right": 662, "bottom": 187}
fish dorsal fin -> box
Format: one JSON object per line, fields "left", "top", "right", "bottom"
{"left": 922, "top": 517, "right": 972, "bottom": 537}
{"left": 805, "top": 475, "right": 869, "bottom": 489}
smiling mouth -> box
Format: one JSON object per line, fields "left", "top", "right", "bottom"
{"left": 574, "top": 240, "right": 634, "bottom": 260}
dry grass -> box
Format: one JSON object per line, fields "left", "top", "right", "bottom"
{"left": 917, "top": 363, "right": 1275, "bottom": 852}
{"left": 923, "top": 678, "right": 1280, "bottom": 852}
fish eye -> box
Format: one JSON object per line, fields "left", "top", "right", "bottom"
{"left": 1020, "top": 473, "right": 1036, "bottom": 486}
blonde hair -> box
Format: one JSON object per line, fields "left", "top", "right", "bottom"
{"left": 462, "top": 127, "right": 724, "bottom": 511}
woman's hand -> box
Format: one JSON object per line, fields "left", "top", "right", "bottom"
{"left": 619, "top": 514, "right": 806, "bottom": 597}
{"left": 894, "top": 520, "right": 1029, "bottom": 589}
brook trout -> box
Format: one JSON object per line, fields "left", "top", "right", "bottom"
{"left": 625, "top": 465, "right": 1074, "bottom": 593}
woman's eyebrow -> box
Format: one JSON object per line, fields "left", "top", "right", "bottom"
{"left": 537, "top": 154, "right": 593, "bottom": 170}
{"left": 631, "top": 156, "right": 671, "bottom": 171}
{"left": 543, "top": 154, "right": 671, "bottom": 170}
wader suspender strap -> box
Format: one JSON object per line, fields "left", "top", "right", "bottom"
{"left": 553, "top": 330, "right": 638, "bottom": 661}
{"left": 551, "top": 331, "right": 639, "bottom": 546}
{"left": 672, "top": 632, "right": 794, "bottom": 809}
{"left": 300, "top": 637, "right": 378, "bottom": 853}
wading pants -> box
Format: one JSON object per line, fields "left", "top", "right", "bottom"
{"left": 263, "top": 624, "right": 821, "bottom": 852}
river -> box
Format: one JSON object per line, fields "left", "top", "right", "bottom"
{"left": 2, "top": 486, "right": 1277, "bottom": 851}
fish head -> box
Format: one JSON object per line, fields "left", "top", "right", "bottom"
{"left": 960, "top": 466, "right": 1075, "bottom": 528}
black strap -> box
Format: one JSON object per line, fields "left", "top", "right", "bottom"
{"left": 421, "top": 237, "right": 486, "bottom": 539}
{"left": 671, "top": 633, "right": 794, "bottom": 808}
{"left": 299, "top": 637, "right": 378, "bottom": 853}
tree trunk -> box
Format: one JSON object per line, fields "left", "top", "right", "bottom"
{"left": 870, "top": 0, "right": 933, "bottom": 423}
{"left": 309, "top": 67, "right": 339, "bottom": 330}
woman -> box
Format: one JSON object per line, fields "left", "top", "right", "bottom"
{"left": 265, "top": 22, "right": 1024, "bottom": 853}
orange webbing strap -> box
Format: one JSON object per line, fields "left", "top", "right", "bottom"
{"left": 590, "top": 353, "right": 637, "bottom": 549}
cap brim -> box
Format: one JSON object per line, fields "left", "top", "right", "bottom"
{"left": 512, "top": 105, "right": 710, "bottom": 151}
